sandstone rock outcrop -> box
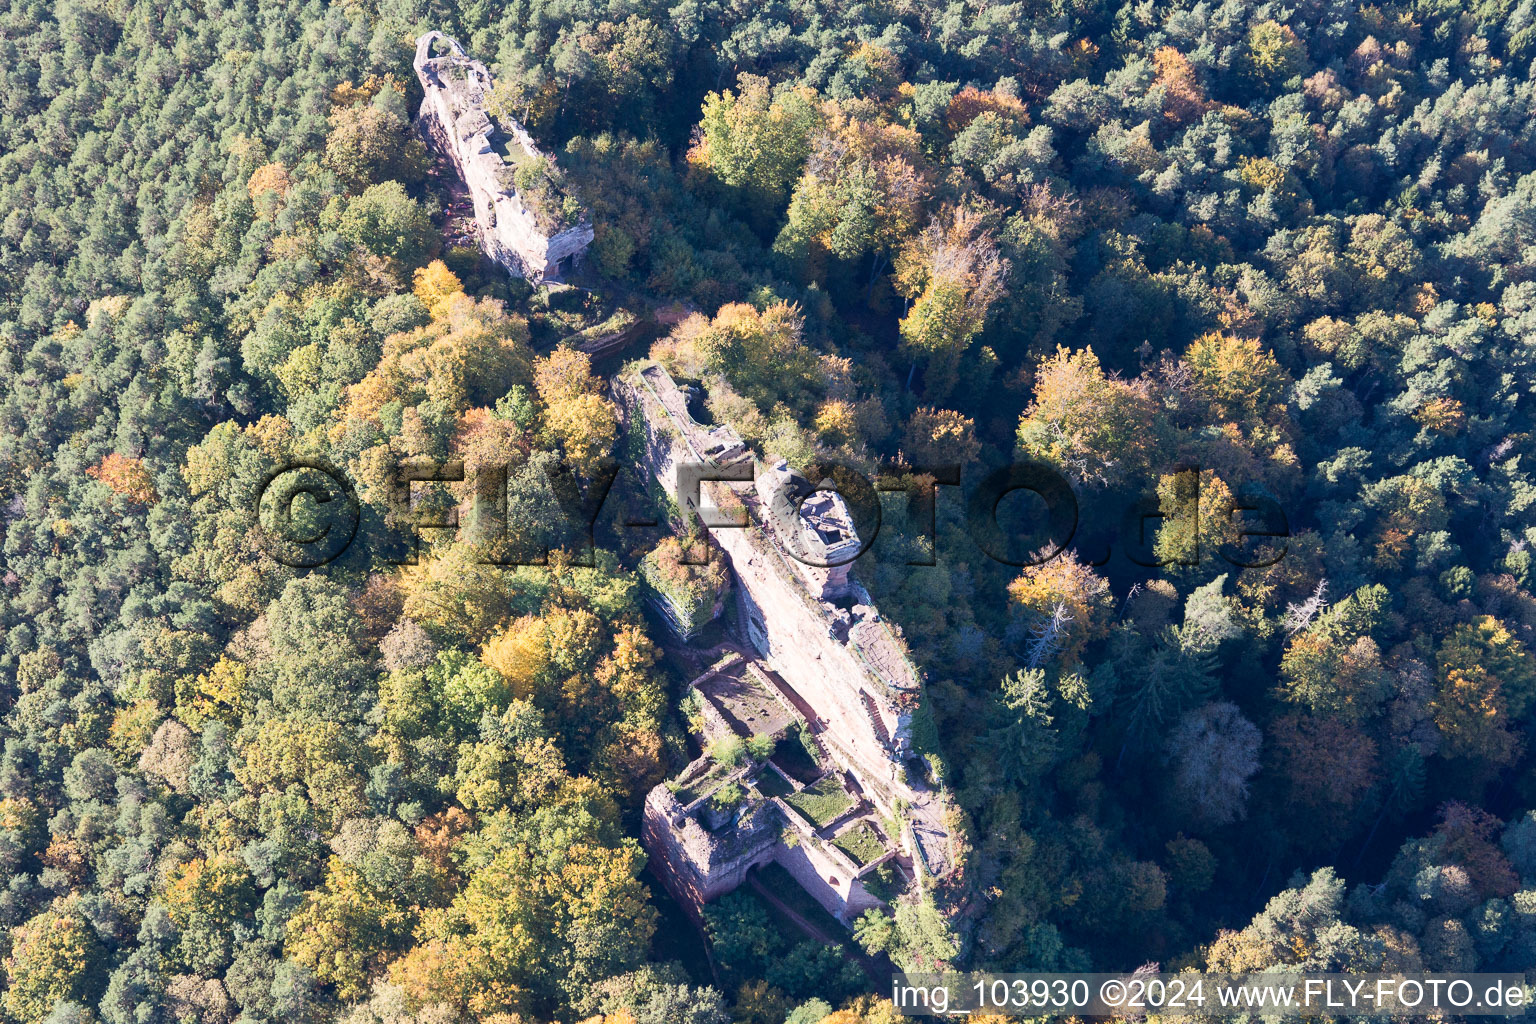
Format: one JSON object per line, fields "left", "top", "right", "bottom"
{"left": 621, "top": 362, "right": 958, "bottom": 926}
{"left": 413, "top": 32, "right": 593, "bottom": 283}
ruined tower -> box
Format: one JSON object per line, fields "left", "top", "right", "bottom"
{"left": 413, "top": 32, "right": 593, "bottom": 283}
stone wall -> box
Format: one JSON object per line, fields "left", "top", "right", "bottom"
{"left": 775, "top": 839, "right": 873, "bottom": 923}
{"left": 643, "top": 778, "right": 886, "bottom": 927}
{"left": 772, "top": 799, "right": 887, "bottom": 924}
{"left": 642, "top": 774, "right": 779, "bottom": 921}
{"left": 413, "top": 32, "right": 593, "bottom": 282}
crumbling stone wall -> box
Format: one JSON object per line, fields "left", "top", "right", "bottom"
{"left": 643, "top": 773, "right": 886, "bottom": 926}
{"left": 413, "top": 32, "right": 593, "bottom": 282}
{"left": 773, "top": 812, "right": 886, "bottom": 924}
{"left": 642, "top": 775, "right": 779, "bottom": 919}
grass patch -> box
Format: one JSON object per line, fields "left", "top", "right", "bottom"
{"left": 671, "top": 762, "right": 733, "bottom": 805}
{"left": 754, "top": 765, "right": 793, "bottom": 798}
{"left": 489, "top": 126, "right": 534, "bottom": 168}
{"left": 711, "top": 782, "right": 744, "bottom": 812}
{"left": 832, "top": 823, "right": 886, "bottom": 866}
{"left": 860, "top": 861, "right": 905, "bottom": 903}
{"left": 784, "top": 774, "right": 854, "bottom": 828}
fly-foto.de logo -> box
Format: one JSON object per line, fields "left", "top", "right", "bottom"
{"left": 253, "top": 457, "right": 1290, "bottom": 572}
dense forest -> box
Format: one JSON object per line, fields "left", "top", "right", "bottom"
{"left": 1, "top": 0, "right": 1535, "bottom": 1019}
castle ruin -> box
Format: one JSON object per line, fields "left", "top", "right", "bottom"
{"left": 413, "top": 33, "right": 593, "bottom": 283}
{"left": 620, "top": 363, "right": 956, "bottom": 928}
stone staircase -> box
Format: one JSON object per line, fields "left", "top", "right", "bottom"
{"left": 860, "top": 689, "right": 891, "bottom": 745}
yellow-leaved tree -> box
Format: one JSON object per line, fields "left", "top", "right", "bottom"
{"left": 533, "top": 347, "right": 619, "bottom": 476}
{"left": 413, "top": 259, "right": 465, "bottom": 320}
{"left": 285, "top": 856, "right": 413, "bottom": 1000}
{"left": 1016, "top": 346, "right": 1160, "bottom": 487}
{"left": 894, "top": 206, "right": 1009, "bottom": 399}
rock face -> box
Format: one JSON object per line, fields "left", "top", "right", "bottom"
{"left": 621, "top": 362, "right": 958, "bottom": 925}
{"left": 412, "top": 32, "right": 593, "bottom": 282}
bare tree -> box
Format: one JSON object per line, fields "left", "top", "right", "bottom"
{"left": 1025, "top": 600, "right": 1074, "bottom": 668}
{"left": 1166, "top": 701, "right": 1262, "bottom": 826}
{"left": 1283, "top": 578, "right": 1329, "bottom": 636}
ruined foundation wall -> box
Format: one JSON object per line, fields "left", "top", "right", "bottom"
{"left": 772, "top": 839, "right": 884, "bottom": 925}
{"left": 627, "top": 363, "right": 961, "bottom": 928}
